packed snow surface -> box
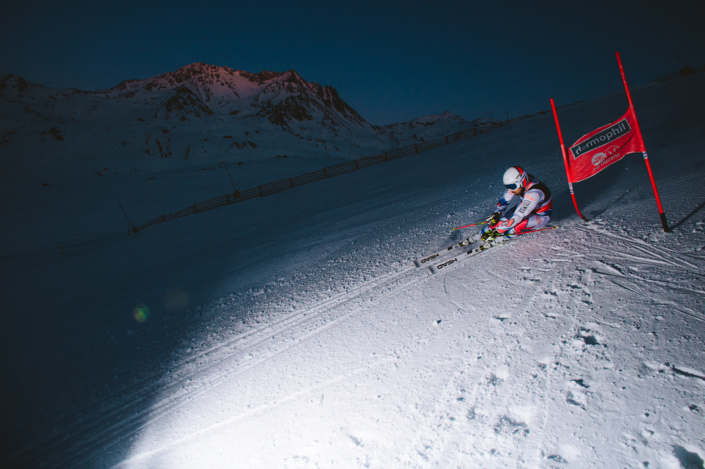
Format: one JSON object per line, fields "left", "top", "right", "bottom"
{"left": 1, "top": 72, "right": 705, "bottom": 468}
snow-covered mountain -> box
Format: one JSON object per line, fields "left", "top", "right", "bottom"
{"left": 0, "top": 63, "right": 375, "bottom": 169}
{"left": 0, "top": 64, "right": 490, "bottom": 174}
{"left": 374, "top": 110, "right": 498, "bottom": 149}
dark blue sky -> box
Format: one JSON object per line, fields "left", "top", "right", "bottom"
{"left": 2, "top": 0, "right": 703, "bottom": 125}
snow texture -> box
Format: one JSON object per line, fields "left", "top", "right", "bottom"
{"left": 1, "top": 68, "right": 705, "bottom": 469}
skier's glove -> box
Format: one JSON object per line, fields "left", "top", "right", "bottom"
{"left": 481, "top": 228, "right": 498, "bottom": 242}
{"left": 485, "top": 212, "right": 501, "bottom": 226}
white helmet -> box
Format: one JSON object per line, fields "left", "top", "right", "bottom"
{"left": 503, "top": 166, "right": 527, "bottom": 190}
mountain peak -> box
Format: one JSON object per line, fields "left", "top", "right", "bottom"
{"left": 238, "top": 70, "right": 282, "bottom": 85}
{"left": 159, "top": 62, "right": 237, "bottom": 84}
{"left": 408, "top": 111, "right": 465, "bottom": 125}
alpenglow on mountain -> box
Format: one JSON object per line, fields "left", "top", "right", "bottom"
{"left": 0, "top": 62, "right": 496, "bottom": 170}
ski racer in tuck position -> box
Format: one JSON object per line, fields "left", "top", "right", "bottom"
{"left": 481, "top": 166, "right": 552, "bottom": 242}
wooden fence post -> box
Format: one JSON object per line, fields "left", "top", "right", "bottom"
{"left": 414, "top": 143, "right": 418, "bottom": 153}
{"left": 118, "top": 201, "right": 133, "bottom": 234}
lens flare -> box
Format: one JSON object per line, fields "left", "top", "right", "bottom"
{"left": 132, "top": 304, "right": 151, "bottom": 323}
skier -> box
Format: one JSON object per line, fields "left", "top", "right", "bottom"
{"left": 481, "top": 166, "right": 552, "bottom": 242}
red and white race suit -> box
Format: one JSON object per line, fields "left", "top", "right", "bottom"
{"left": 490, "top": 175, "right": 553, "bottom": 236}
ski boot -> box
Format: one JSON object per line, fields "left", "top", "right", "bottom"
{"left": 480, "top": 228, "right": 498, "bottom": 243}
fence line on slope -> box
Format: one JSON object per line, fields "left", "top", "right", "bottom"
{"left": 132, "top": 101, "right": 584, "bottom": 233}
{"left": 655, "top": 64, "right": 705, "bottom": 83}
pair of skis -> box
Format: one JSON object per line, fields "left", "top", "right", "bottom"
{"left": 414, "top": 225, "right": 559, "bottom": 274}
{"left": 412, "top": 219, "right": 492, "bottom": 268}
{"left": 412, "top": 234, "right": 480, "bottom": 269}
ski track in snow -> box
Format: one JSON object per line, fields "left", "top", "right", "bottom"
{"left": 10, "top": 192, "right": 705, "bottom": 469}
{"left": 398, "top": 243, "right": 566, "bottom": 467}
{"left": 32, "top": 241, "right": 446, "bottom": 467}
{"left": 43, "top": 220, "right": 705, "bottom": 468}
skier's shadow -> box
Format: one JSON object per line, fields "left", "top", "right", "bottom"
{"left": 671, "top": 199, "right": 705, "bottom": 230}
{"left": 590, "top": 190, "right": 633, "bottom": 218}
{"left": 551, "top": 155, "right": 647, "bottom": 223}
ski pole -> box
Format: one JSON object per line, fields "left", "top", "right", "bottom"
{"left": 452, "top": 220, "right": 489, "bottom": 231}
{"left": 501, "top": 225, "right": 559, "bottom": 238}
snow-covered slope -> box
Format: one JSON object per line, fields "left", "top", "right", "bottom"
{"left": 1, "top": 71, "right": 704, "bottom": 469}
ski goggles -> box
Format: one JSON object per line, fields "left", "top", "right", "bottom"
{"left": 504, "top": 183, "right": 521, "bottom": 190}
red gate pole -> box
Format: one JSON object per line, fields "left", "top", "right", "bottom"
{"left": 616, "top": 52, "right": 670, "bottom": 232}
{"left": 550, "top": 98, "right": 589, "bottom": 222}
